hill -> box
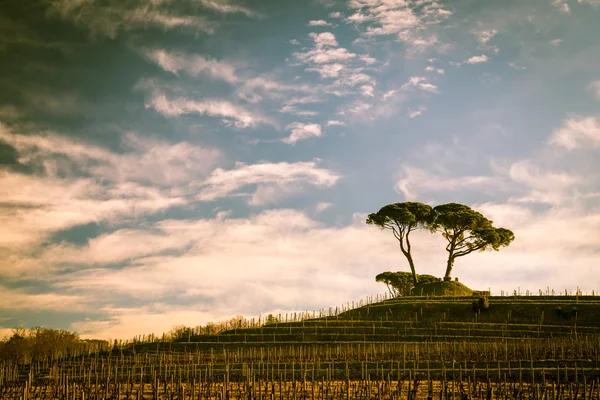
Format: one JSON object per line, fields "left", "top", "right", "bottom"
{"left": 5, "top": 295, "right": 600, "bottom": 400}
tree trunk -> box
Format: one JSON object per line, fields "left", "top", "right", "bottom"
{"left": 407, "top": 254, "right": 419, "bottom": 287}
{"left": 399, "top": 233, "right": 419, "bottom": 288}
{"left": 443, "top": 257, "right": 454, "bottom": 281}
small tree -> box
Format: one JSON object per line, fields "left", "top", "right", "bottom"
{"left": 367, "top": 202, "right": 433, "bottom": 287}
{"left": 430, "top": 203, "right": 515, "bottom": 281}
{"left": 376, "top": 271, "right": 441, "bottom": 297}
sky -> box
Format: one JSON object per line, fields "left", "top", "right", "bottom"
{"left": 1, "top": 0, "right": 600, "bottom": 340}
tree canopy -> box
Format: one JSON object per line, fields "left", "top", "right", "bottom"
{"left": 366, "top": 202, "right": 433, "bottom": 286}
{"left": 430, "top": 203, "right": 515, "bottom": 281}
{"left": 376, "top": 271, "right": 441, "bottom": 297}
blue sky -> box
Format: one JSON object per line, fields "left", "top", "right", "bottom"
{"left": 1, "top": 0, "right": 600, "bottom": 339}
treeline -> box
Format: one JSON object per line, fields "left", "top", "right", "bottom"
{"left": 0, "top": 327, "right": 108, "bottom": 364}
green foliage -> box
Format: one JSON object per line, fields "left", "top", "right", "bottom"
{"left": 430, "top": 203, "right": 515, "bottom": 280}
{"left": 367, "top": 202, "right": 433, "bottom": 286}
{"left": 376, "top": 271, "right": 441, "bottom": 297}
{"left": 416, "top": 274, "right": 442, "bottom": 286}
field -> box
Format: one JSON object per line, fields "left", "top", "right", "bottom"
{"left": 2, "top": 294, "right": 600, "bottom": 399}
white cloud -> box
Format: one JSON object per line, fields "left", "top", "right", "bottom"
{"left": 382, "top": 89, "right": 396, "bottom": 100}
{"left": 0, "top": 125, "right": 220, "bottom": 187}
{"left": 474, "top": 29, "right": 498, "bottom": 44}
{"left": 310, "top": 31, "right": 338, "bottom": 47}
{"left": 144, "top": 49, "right": 238, "bottom": 83}
{"left": 408, "top": 105, "right": 427, "bottom": 118}
{"left": 334, "top": 72, "right": 374, "bottom": 87}
{"left": 360, "top": 54, "right": 377, "bottom": 64}
{"left": 327, "top": 120, "right": 346, "bottom": 126}
{"left": 290, "top": 39, "right": 300, "bottom": 45}
{"left": 283, "top": 123, "right": 323, "bottom": 144}
{"left": 426, "top": 66, "right": 445, "bottom": 74}
{"left": 345, "top": 0, "right": 451, "bottom": 54}
{"left": 307, "top": 63, "right": 345, "bottom": 78}
{"left": 295, "top": 43, "right": 356, "bottom": 64}
{"left": 347, "top": 101, "right": 372, "bottom": 114}
{"left": 360, "top": 84, "right": 375, "bottom": 97}
{"left": 196, "top": 160, "right": 340, "bottom": 201}
{"left": 553, "top": 0, "right": 571, "bottom": 12}
{"left": 466, "top": 54, "right": 489, "bottom": 64}
{"left": 551, "top": 38, "right": 563, "bottom": 45}
{"left": 287, "top": 95, "right": 322, "bottom": 105}
{"left": 508, "top": 62, "right": 526, "bottom": 70}
{"left": 329, "top": 11, "right": 343, "bottom": 18}
{"left": 145, "top": 93, "right": 269, "bottom": 128}
{"left": 0, "top": 124, "right": 218, "bottom": 252}
{"left": 588, "top": 81, "right": 600, "bottom": 100}
{"left": 508, "top": 160, "right": 583, "bottom": 198}
{"left": 401, "top": 76, "right": 438, "bottom": 93}
{"left": 143, "top": 49, "right": 313, "bottom": 102}
{"left": 549, "top": 116, "right": 600, "bottom": 150}
{"left": 308, "top": 20, "right": 333, "bottom": 27}
{"left": 50, "top": 0, "right": 217, "bottom": 38}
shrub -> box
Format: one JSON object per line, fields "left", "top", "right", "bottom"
{"left": 478, "top": 296, "right": 489, "bottom": 311}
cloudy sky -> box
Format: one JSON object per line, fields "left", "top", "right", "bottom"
{"left": 1, "top": 0, "right": 599, "bottom": 340}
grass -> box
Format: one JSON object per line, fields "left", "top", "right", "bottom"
{"left": 412, "top": 280, "right": 474, "bottom": 296}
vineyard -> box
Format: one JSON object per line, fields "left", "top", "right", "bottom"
{"left": 2, "top": 294, "right": 600, "bottom": 399}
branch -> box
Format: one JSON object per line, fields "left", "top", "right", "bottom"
{"left": 454, "top": 235, "right": 476, "bottom": 248}
{"left": 454, "top": 242, "right": 488, "bottom": 258}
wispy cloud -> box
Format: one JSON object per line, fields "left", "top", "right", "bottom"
{"left": 144, "top": 49, "right": 239, "bottom": 83}
{"left": 196, "top": 160, "right": 341, "bottom": 202}
{"left": 145, "top": 93, "right": 269, "bottom": 128}
{"left": 315, "top": 202, "right": 333, "bottom": 213}
{"left": 395, "top": 165, "right": 495, "bottom": 201}
{"left": 408, "top": 105, "right": 427, "bottom": 118}
{"left": 0, "top": 123, "right": 218, "bottom": 251}
{"left": 548, "top": 116, "right": 600, "bottom": 150}
{"left": 50, "top": 0, "right": 217, "bottom": 38}
{"left": 280, "top": 105, "right": 319, "bottom": 116}
{"left": 283, "top": 123, "right": 323, "bottom": 144}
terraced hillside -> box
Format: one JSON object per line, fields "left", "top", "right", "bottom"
{"left": 2, "top": 295, "right": 600, "bottom": 399}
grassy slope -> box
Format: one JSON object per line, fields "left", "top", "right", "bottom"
{"left": 129, "top": 295, "right": 600, "bottom": 354}
{"left": 411, "top": 281, "right": 474, "bottom": 296}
